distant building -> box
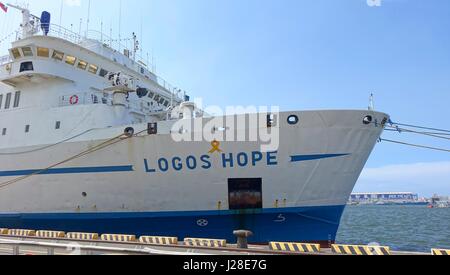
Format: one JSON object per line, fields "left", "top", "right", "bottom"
{"left": 350, "top": 192, "right": 419, "bottom": 203}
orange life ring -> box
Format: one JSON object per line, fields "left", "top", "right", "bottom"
{"left": 69, "top": 95, "right": 79, "bottom": 105}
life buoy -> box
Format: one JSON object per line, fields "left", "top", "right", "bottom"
{"left": 69, "top": 95, "right": 79, "bottom": 105}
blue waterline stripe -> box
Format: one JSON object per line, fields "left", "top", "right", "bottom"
{"left": 290, "top": 154, "right": 349, "bottom": 162}
{"left": 0, "top": 166, "right": 134, "bottom": 177}
{"left": 0, "top": 205, "right": 346, "bottom": 219}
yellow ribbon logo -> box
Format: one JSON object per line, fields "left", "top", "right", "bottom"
{"left": 209, "top": 140, "right": 223, "bottom": 154}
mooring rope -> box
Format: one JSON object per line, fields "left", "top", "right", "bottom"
{"left": 0, "top": 129, "right": 147, "bottom": 190}
{"left": 0, "top": 128, "right": 99, "bottom": 156}
{"left": 380, "top": 138, "right": 450, "bottom": 153}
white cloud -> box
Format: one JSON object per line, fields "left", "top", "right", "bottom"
{"left": 354, "top": 162, "right": 450, "bottom": 197}
{"left": 65, "top": 0, "right": 81, "bottom": 7}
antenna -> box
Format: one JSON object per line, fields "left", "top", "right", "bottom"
{"left": 132, "top": 32, "right": 139, "bottom": 61}
{"left": 118, "top": 0, "right": 122, "bottom": 52}
{"left": 140, "top": 12, "right": 143, "bottom": 58}
{"left": 109, "top": 23, "right": 113, "bottom": 47}
{"left": 86, "top": 0, "right": 91, "bottom": 36}
{"left": 369, "top": 93, "right": 375, "bottom": 111}
{"left": 59, "top": 0, "right": 63, "bottom": 26}
{"left": 78, "top": 18, "right": 82, "bottom": 36}
{"left": 100, "top": 20, "right": 103, "bottom": 43}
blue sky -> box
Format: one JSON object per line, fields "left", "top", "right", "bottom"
{"left": 1, "top": 0, "right": 449, "bottom": 196}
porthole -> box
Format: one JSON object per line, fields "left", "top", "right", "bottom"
{"left": 124, "top": 127, "right": 135, "bottom": 137}
{"left": 363, "top": 115, "right": 373, "bottom": 125}
{"left": 82, "top": 192, "right": 87, "bottom": 197}
{"left": 287, "top": 115, "right": 299, "bottom": 125}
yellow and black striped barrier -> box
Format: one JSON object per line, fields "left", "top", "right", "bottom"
{"left": 7, "top": 229, "right": 36, "bottom": 237}
{"left": 0, "top": 228, "right": 8, "bottom": 235}
{"left": 139, "top": 236, "right": 178, "bottom": 245}
{"left": 269, "top": 242, "right": 321, "bottom": 253}
{"left": 101, "top": 234, "right": 136, "bottom": 243}
{"left": 184, "top": 238, "right": 227, "bottom": 248}
{"left": 332, "top": 244, "right": 390, "bottom": 255}
{"left": 66, "top": 232, "right": 99, "bottom": 241}
{"left": 431, "top": 249, "right": 450, "bottom": 256}
{"left": 36, "top": 230, "right": 66, "bottom": 239}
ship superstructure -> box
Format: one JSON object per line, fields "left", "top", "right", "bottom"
{"left": 0, "top": 5, "right": 389, "bottom": 246}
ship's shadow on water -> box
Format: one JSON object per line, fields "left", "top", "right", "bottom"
{"left": 336, "top": 205, "right": 450, "bottom": 253}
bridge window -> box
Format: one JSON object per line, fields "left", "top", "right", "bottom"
{"left": 20, "top": 62, "right": 34, "bottom": 72}
{"left": 11, "top": 48, "right": 21, "bottom": 59}
{"left": 88, "top": 64, "right": 98, "bottom": 74}
{"left": 148, "top": 91, "right": 154, "bottom": 99}
{"left": 65, "top": 55, "right": 77, "bottom": 66}
{"left": 22, "top": 47, "right": 33, "bottom": 57}
{"left": 4, "top": 93, "right": 11, "bottom": 109}
{"left": 52, "top": 50, "right": 64, "bottom": 61}
{"left": 37, "top": 47, "right": 50, "bottom": 58}
{"left": 77, "top": 60, "right": 88, "bottom": 70}
{"left": 13, "top": 91, "right": 20, "bottom": 108}
{"left": 99, "top": 68, "right": 109, "bottom": 77}
{"left": 0, "top": 94, "right": 3, "bottom": 109}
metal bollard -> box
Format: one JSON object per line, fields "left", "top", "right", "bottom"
{"left": 233, "top": 230, "right": 253, "bottom": 249}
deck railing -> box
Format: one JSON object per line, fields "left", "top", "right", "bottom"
{"left": 3, "top": 23, "right": 186, "bottom": 101}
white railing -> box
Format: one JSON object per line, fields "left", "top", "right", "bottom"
{"left": 84, "top": 29, "right": 185, "bottom": 99}
{"left": 3, "top": 22, "right": 188, "bottom": 103}
{"left": 0, "top": 55, "right": 11, "bottom": 66}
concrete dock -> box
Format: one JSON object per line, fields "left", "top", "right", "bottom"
{"left": 0, "top": 229, "right": 442, "bottom": 255}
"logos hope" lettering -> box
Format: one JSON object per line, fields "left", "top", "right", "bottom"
{"left": 144, "top": 151, "right": 278, "bottom": 173}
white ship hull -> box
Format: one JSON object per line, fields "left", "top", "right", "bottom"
{"left": 0, "top": 110, "right": 388, "bottom": 245}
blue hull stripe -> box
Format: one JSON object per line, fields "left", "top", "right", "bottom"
{"left": 290, "top": 154, "right": 349, "bottom": 162}
{"left": 0, "top": 205, "right": 346, "bottom": 244}
{"left": 0, "top": 166, "right": 134, "bottom": 177}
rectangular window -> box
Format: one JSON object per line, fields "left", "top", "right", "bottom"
{"left": 22, "top": 47, "right": 33, "bottom": 57}
{"left": 228, "top": 178, "right": 263, "bottom": 210}
{"left": 158, "top": 97, "right": 165, "bottom": 104}
{"left": 65, "top": 55, "right": 77, "bottom": 66}
{"left": 0, "top": 94, "right": 3, "bottom": 109}
{"left": 2, "top": 128, "right": 6, "bottom": 136}
{"left": 37, "top": 47, "right": 50, "bottom": 57}
{"left": 77, "top": 60, "right": 88, "bottom": 70}
{"left": 4, "top": 93, "right": 11, "bottom": 109}
{"left": 25, "top": 125, "right": 30, "bottom": 133}
{"left": 99, "top": 68, "right": 109, "bottom": 77}
{"left": 52, "top": 50, "right": 64, "bottom": 61}
{"left": 148, "top": 91, "right": 154, "bottom": 99}
{"left": 13, "top": 91, "right": 21, "bottom": 108}
{"left": 11, "top": 48, "right": 21, "bottom": 59}
{"left": 55, "top": 121, "right": 61, "bottom": 130}
{"left": 88, "top": 64, "right": 98, "bottom": 74}
{"left": 19, "top": 62, "right": 34, "bottom": 72}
